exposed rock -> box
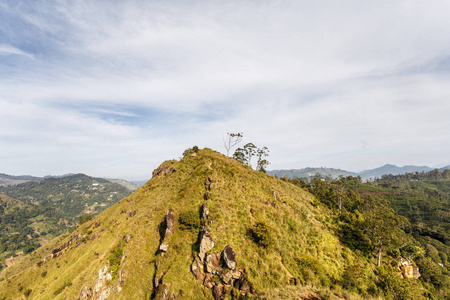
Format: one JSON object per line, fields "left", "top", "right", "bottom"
{"left": 152, "top": 165, "right": 176, "bottom": 178}
{"left": 222, "top": 245, "right": 236, "bottom": 270}
{"left": 201, "top": 202, "right": 209, "bottom": 220}
{"left": 159, "top": 243, "right": 169, "bottom": 252}
{"left": 199, "top": 228, "right": 215, "bottom": 261}
{"left": 204, "top": 192, "right": 210, "bottom": 200}
{"left": 126, "top": 210, "right": 136, "bottom": 219}
{"left": 154, "top": 283, "right": 170, "bottom": 300}
{"left": 222, "top": 271, "right": 233, "bottom": 284}
{"left": 92, "top": 265, "right": 112, "bottom": 300}
{"left": 212, "top": 283, "right": 225, "bottom": 300}
{"left": 165, "top": 209, "right": 175, "bottom": 237}
{"left": 234, "top": 272, "right": 252, "bottom": 296}
{"left": 231, "top": 269, "right": 242, "bottom": 280}
{"left": 204, "top": 274, "right": 214, "bottom": 289}
{"left": 78, "top": 286, "right": 93, "bottom": 299}
{"left": 191, "top": 259, "right": 204, "bottom": 281}
{"left": 205, "top": 177, "right": 213, "bottom": 190}
{"left": 125, "top": 233, "right": 132, "bottom": 243}
{"left": 270, "top": 201, "right": 278, "bottom": 209}
{"left": 290, "top": 277, "right": 298, "bottom": 285}
{"left": 205, "top": 252, "right": 222, "bottom": 274}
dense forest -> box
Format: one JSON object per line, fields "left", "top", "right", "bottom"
{"left": 0, "top": 174, "right": 131, "bottom": 270}
{"left": 282, "top": 169, "right": 450, "bottom": 299}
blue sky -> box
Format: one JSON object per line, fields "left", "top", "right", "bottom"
{"left": 1, "top": 1, "right": 450, "bottom": 180}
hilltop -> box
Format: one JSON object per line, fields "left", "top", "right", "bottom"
{"left": 0, "top": 149, "right": 368, "bottom": 299}
{"left": 0, "top": 149, "right": 442, "bottom": 299}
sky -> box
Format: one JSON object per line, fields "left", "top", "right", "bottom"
{"left": 1, "top": 1, "right": 450, "bottom": 180}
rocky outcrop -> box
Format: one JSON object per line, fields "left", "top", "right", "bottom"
{"left": 152, "top": 165, "right": 176, "bottom": 178}
{"left": 45, "top": 233, "right": 85, "bottom": 263}
{"left": 399, "top": 258, "right": 420, "bottom": 279}
{"left": 192, "top": 241, "right": 253, "bottom": 299}
{"left": 199, "top": 228, "right": 215, "bottom": 261}
{"left": 126, "top": 210, "right": 136, "bottom": 219}
{"left": 222, "top": 245, "right": 236, "bottom": 270}
{"left": 165, "top": 209, "right": 175, "bottom": 237}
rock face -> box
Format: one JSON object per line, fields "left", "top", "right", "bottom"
{"left": 222, "top": 245, "right": 236, "bottom": 270}
{"left": 165, "top": 209, "right": 175, "bottom": 237}
{"left": 152, "top": 165, "right": 176, "bottom": 178}
{"left": 199, "top": 228, "right": 215, "bottom": 261}
{"left": 399, "top": 258, "right": 420, "bottom": 279}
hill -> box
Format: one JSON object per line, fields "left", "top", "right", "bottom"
{"left": 268, "top": 167, "right": 357, "bottom": 179}
{"left": 1, "top": 148, "right": 440, "bottom": 300}
{"left": 0, "top": 174, "right": 131, "bottom": 270}
{"left": 0, "top": 173, "right": 41, "bottom": 187}
{"left": 358, "top": 164, "right": 433, "bottom": 180}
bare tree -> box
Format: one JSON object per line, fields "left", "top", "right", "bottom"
{"left": 223, "top": 132, "right": 243, "bottom": 158}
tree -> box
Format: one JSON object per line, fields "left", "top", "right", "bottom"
{"left": 256, "top": 146, "right": 270, "bottom": 172}
{"left": 223, "top": 133, "right": 243, "bottom": 158}
{"left": 361, "top": 196, "right": 409, "bottom": 267}
{"left": 243, "top": 143, "right": 257, "bottom": 167}
{"left": 233, "top": 147, "right": 248, "bottom": 165}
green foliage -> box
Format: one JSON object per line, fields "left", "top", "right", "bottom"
{"left": 377, "top": 265, "right": 413, "bottom": 300}
{"left": 78, "top": 214, "right": 94, "bottom": 225}
{"left": 182, "top": 145, "right": 199, "bottom": 157}
{"left": 41, "top": 271, "right": 47, "bottom": 277}
{"left": 178, "top": 210, "right": 200, "bottom": 231}
{"left": 109, "top": 247, "right": 123, "bottom": 279}
{"left": 24, "top": 288, "right": 32, "bottom": 297}
{"left": 53, "top": 280, "right": 72, "bottom": 296}
{"left": 250, "top": 222, "right": 274, "bottom": 248}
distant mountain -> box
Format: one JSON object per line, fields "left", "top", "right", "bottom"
{"left": 106, "top": 178, "right": 140, "bottom": 191}
{"left": 268, "top": 167, "right": 357, "bottom": 179}
{"left": 440, "top": 165, "right": 450, "bottom": 171}
{"left": 0, "top": 173, "right": 42, "bottom": 187}
{"left": 358, "top": 164, "right": 433, "bottom": 180}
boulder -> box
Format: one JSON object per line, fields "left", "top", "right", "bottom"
{"left": 191, "top": 259, "right": 204, "bottom": 281}
{"left": 152, "top": 165, "right": 176, "bottom": 177}
{"left": 201, "top": 202, "right": 209, "bottom": 220}
{"left": 222, "top": 245, "right": 236, "bottom": 270}
{"left": 203, "top": 274, "right": 214, "bottom": 289}
{"left": 212, "top": 283, "right": 225, "bottom": 300}
{"left": 78, "top": 286, "right": 93, "bottom": 299}
{"left": 125, "top": 233, "right": 132, "bottom": 243}
{"left": 159, "top": 243, "right": 169, "bottom": 252}
{"left": 199, "top": 228, "right": 215, "bottom": 261}
{"left": 205, "top": 252, "right": 222, "bottom": 274}
{"left": 165, "top": 209, "right": 175, "bottom": 237}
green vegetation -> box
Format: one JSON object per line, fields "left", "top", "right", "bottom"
{"left": 178, "top": 210, "right": 201, "bottom": 231}
{"left": 0, "top": 149, "right": 448, "bottom": 299}
{"left": 0, "top": 174, "right": 130, "bottom": 269}
{"left": 283, "top": 170, "right": 450, "bottom": 299}
{"left": 249, "top": 222, "right": 274, "bottom": 248}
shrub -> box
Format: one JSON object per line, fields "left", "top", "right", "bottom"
{"left": 250, "top": 222, "right": 274, "bottom": 248}
{"left": 24, "top": 289, "right": 32, "bottom": 297}
{"left": 41, "top": 271, "right": 47, "bottom": 277}
{"left": 109, "top": 247, "right": 123, "bottom": 279}
{"left": 179, "top": 210, "right": 200, "bottom": 230}
{"left": 182, "top": 146, "right": 199, "bottom": 158}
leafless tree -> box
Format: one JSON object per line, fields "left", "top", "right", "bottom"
{"left": 223, "top": 132, "right": 243, "bottom": 158}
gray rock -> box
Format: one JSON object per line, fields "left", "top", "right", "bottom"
{"left": 191, "top": 259, "right": 204, "bottom": 281}
{"left": 222, "top": 245, "right": 236, "bottom": 270}
{"left": 199, "top": 228, "right": 215, "bottom": 261}
{"left": 205, "top": 252, "right": 221, "bottom": 274}
{"left": 165, "top": 209, "right": 175, "bottom": 237}
{"left": 212, "top": 283, "right": 225, "bottom": 300}
{"left": 201, "top": 202, "right": 209, "bottom": 220}
{"left": 125, "top": 234, "right": 132, "bottom": 243}
{"left": 159, "top": 243, "right": 169, "bottom": 252}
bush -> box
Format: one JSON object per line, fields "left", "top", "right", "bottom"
{"left": 179, "top": 210, "right": 200, "bottom": 230}
{"left": 24, "top": 289, "right": 32, "bottom": 297}
{"left": 109, "top": 247, "right": 123, "bottom": 279}
{"left": 250, "top": 222, "right": 274, "bottom": 248}
{"left": 182, "top": 146, "right": 199, "bottom": 158}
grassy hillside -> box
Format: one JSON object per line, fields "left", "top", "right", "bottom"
{"left": 0, "top": 148, "right": 382, "bottom": 300}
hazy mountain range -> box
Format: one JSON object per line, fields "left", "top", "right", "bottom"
{"left": 269, "top": 163, "right": 450, "bottom": 180}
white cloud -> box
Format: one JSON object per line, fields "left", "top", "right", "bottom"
{"left": 0, "top": 0, "right": 449, "bottom": 178}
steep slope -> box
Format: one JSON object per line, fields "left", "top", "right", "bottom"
{"left": 0, "top": 149, "right": 369, "bottom": 299}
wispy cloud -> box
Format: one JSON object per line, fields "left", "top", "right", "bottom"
{"left": 0, "top": 1, "right": 449, "bottom": 179}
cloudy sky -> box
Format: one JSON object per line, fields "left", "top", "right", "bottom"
{"left": 1, "top": 1, "right": 449, "bottom": 180}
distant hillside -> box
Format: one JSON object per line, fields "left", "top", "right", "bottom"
{"left": 358, "top": 164, "right": 433, "bottom": 180}
{"left": 0, "top": 174, "right": 131, "bottom": 221}
{"left": 268, "top": 167, "right": 357, "bottom": 179}
{"left": 106, "top": 178, "right": 139, "bottom": 191}
{"left": 0, "top": 173, "right": 42, "bottom": 187}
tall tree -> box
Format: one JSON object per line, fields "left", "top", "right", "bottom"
{"left": 256, "top": 146, "right": 270, "bottom": 172}
{"left": 223, "top": 133, "right": 243, "bottom": 158}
